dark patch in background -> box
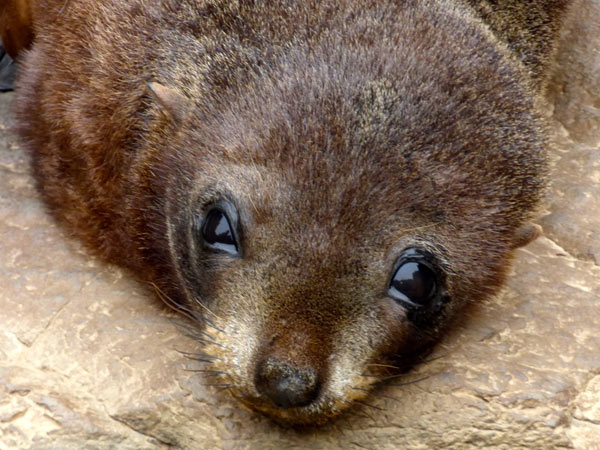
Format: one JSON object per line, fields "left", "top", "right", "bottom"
{"left": 0, "top": 39, "right": 15, "bottom": 91}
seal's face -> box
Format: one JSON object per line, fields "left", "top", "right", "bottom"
{"left": 162, "top": 104, "right": 543, "bottom": 424}
{"left": 154, "top": 6, "right": 546, "bottom": 423}
{"left": 167, "top": 166, "right": 443, "bottom": 424}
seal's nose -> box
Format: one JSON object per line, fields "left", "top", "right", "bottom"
{"left": 255, "top": 357, "right": 321, "bottom": 409}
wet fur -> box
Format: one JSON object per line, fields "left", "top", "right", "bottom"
{"left": 14, "top": 0, "right": 570, "bottom": 424}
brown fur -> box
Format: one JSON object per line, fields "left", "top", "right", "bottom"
{"left": 467, "top": 0, "right": 571, "bottom": 87}
{"left": 0, "top": 0, "right": 35, "bottom": 58}
{"left": 12, "top": 0, "right": 571, "bottom": 424}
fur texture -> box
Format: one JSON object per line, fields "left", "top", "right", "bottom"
{"left": 0, "top": 0, "right": 35, "bottom": 58}
{"left": 14, "top": 0, "right": 570, "bottom": 424}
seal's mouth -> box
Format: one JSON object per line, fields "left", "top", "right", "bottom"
{"left": 181, "top": 311, "right": 437, "bottom": 425}
{"left": 228, "top": 380, "right": 372, "bottom": 426}
{"left": 181, "top": 307, "right": 403, "bottom": 425}
{"left": 214, "top": 352, "right": 387, "bottom": 425}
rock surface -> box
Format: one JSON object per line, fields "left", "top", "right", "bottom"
{"left": 1, "top": 3, "right": 599, "bottom": 449}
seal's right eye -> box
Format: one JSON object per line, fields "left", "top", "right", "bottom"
{"left": 202, "top": 207, "right": 239, "bottom": 255}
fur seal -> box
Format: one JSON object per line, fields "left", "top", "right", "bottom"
{"left": 11, "top": 0, "right": 570, "bottom": 424}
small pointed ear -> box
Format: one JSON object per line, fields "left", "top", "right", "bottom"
{"left": 511, "top": 223, "right": 543, "bottom": 249}
{"left": 147, "top": 82, "right": 193, "bottom": 125}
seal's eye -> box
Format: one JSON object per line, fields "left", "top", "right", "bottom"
{"left": 202, "top": 207, "right": 239, "bottom": 255}
{"left": 388, "top": 249, "right": 438, "bottom": 308}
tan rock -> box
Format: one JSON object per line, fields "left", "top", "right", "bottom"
{"left": 1, "top": 1, "right": 599, "bottom": 448}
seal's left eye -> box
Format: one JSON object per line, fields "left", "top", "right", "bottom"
{"left": 388, "top": 249, "right": 439, "bottom": 309}
{"left": 202, "top": 208, "right": 238, "bottom": 255}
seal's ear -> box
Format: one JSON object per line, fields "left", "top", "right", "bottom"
{"left": 511, "top": 223, "right": 543, "bottom": 249}
{"left": 147, "top": 82, "right": 193, "bottom": 125}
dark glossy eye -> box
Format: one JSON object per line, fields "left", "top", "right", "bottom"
{"left": 202, "top": 208, "right": 239, "bottom": 255}
{"left": 388, "top": 250, "right": 439, "bottom": 308}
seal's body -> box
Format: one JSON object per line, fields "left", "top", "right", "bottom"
{"left": 13, "top": 0, "right": 569, "bottom": 424}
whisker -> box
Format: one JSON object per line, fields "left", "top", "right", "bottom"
{"left": 365, "top": 363, "right": 402, "bottom": 370}
{"left": 192, "top": 296, "right": 222, "bottom": 321}
{"left": 201, "top": 383, "right": 232, "bottom": 388}
{"left": 174, "top": 321, "right": 217, "bottom": 341}
{"left": 181, "top": 334, "right": 225, "bottom": 348}
{"left": 352, "top": 387, "right": 373, "bottom": 393}
{"left": 150, "top": 283, "right": 228, "bottom": 335}
{"left": 200, "top": 316, "right": 227, "bottom": 334}
{"left": 188, "top": 360, "right": 234, "bottom": 369}
{"left": 352, "top": 387, "right": 400, "bottom": 402}
{"left": 186, "top": 337, "right": 217, "bottom": 346}
{"left": 374, "top": 372, "right": 415, "bottom": 382}
{"left": 358, "top": 372, "right": 407, "bottom": 379}
{"left": 354, "top": 399, "right": 384, "bottom": 411}
{"left": 177, "top": 349, "right": 208, "bottom": 357}
{"left": 345, "top": 409, "right": 372, "bottom": 421}
{"left": 150, "top": 282, "right": 196, "bottom": 319}
{"left": 340, "top": 400, "right": 376, "bottom": 421}
{"left": 392, "top": 348, "right": 452, "bottom": 365}
{"left": 417, "top": 351, "right": 454, "bottom": 364}
{"left": 184, "top": 358, "right": 226, "bottom": 374}
{"left": 183, "top": 369, "right": 227, "bottom": 375}
{"left": 178, "top": 350, "right": 224, "bottom": 361}
{"left": 381, "top": 374, "right": 434, "bottom": 387}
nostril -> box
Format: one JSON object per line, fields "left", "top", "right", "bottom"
{"left": 255, "top": 357, "right": 321, "bottom": 409}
